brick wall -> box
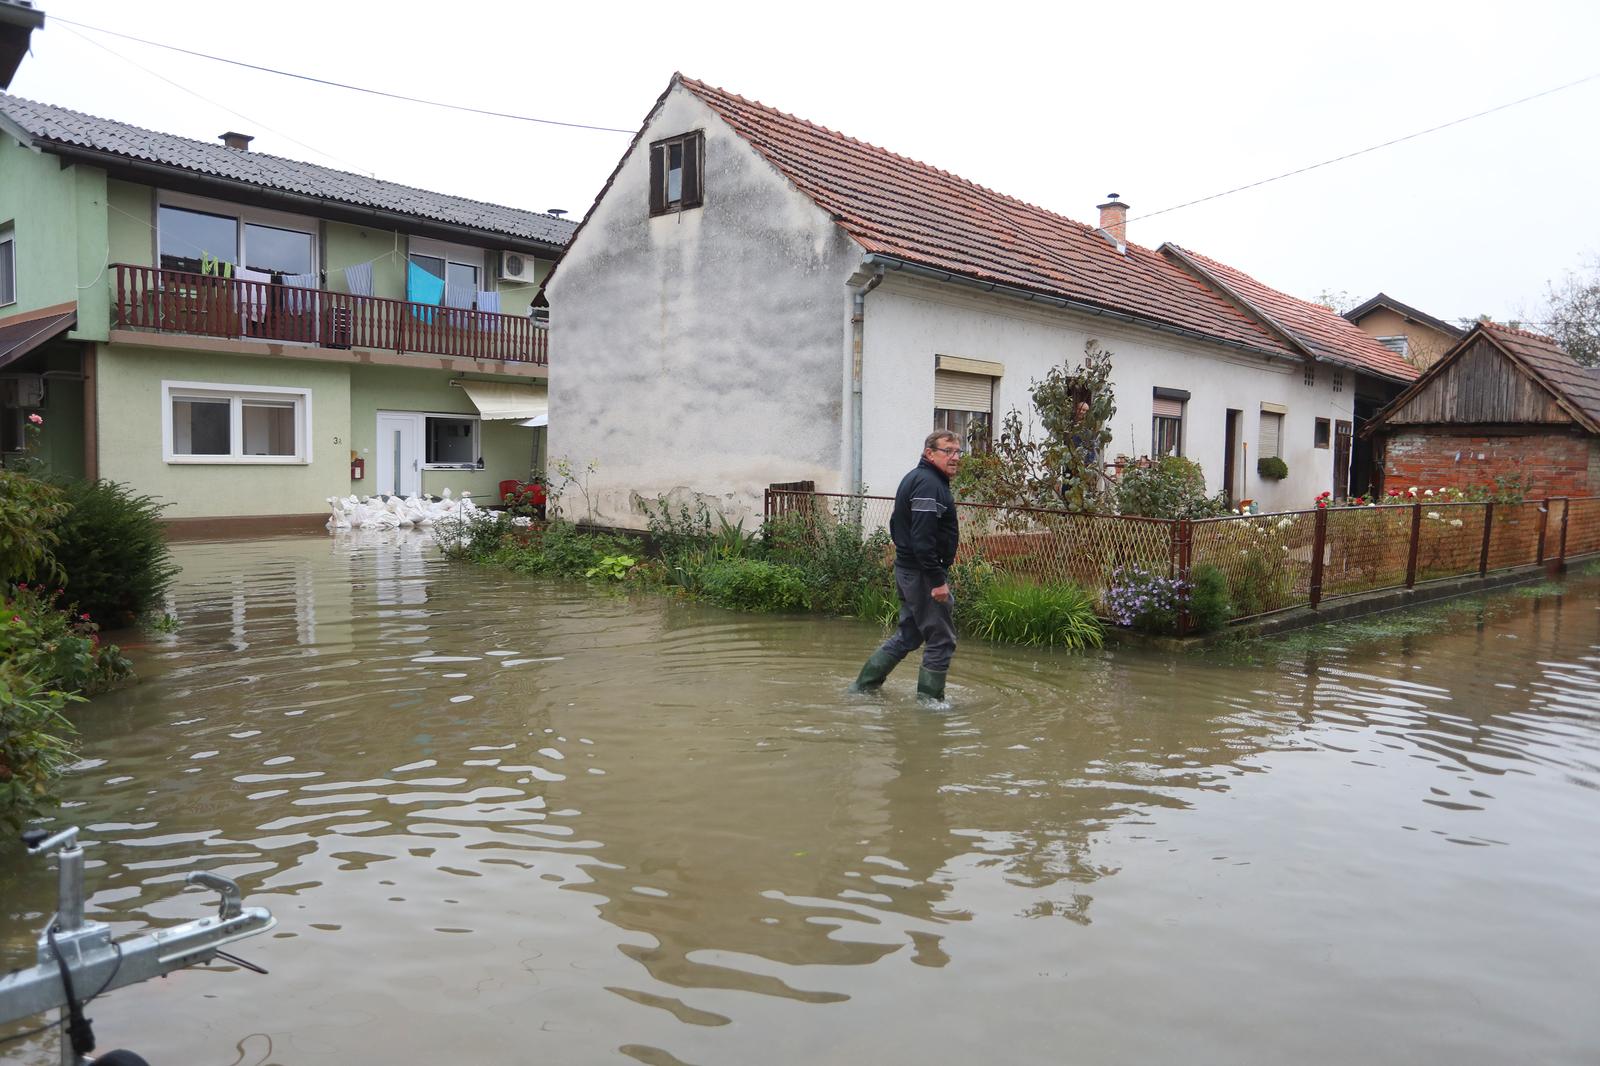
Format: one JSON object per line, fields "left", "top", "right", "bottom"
{"left": 1382, "top": 430, "right": 1600, "bottom": 496}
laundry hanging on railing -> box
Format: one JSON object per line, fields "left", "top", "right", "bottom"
{"left": 280, "top": 273, "right": 320, "bottom": 316}
{"left": 407, "top": 261, "right": 444, "bottom": 323}
{"left": 236, "top": 267, "right": 273, "bottom": 321}
{"left": 200, "top": 254, "right": 234, "bottom": 279}
{"left": 343, "top": 261, "right": 375, "bottom": 297}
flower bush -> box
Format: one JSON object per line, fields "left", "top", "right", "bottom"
{"left": 1104, "top": 565, "right": 1189, "bottom": 634}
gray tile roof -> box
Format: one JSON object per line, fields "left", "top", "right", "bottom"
{"left": 1484, "top": 322, "right": 1600, "bottom": 432}
{"left": 0, "top": 92, "right": 576, "bottom": 248}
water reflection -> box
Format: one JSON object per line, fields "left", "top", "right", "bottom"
{"left": 2, "top": 534, "right": 1598, "bottom": 1064}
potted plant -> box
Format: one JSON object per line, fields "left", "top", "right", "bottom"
{"left": 1257, "top": 456, "right": 1288, "bottom": 481}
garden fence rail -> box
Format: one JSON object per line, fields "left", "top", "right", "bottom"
{"left": 763, "top": 488, "right": 1600, "bottom": 633}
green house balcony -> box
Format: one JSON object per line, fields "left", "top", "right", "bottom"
{"left": 112, "top": 264, "right": 548, "bottom": 365}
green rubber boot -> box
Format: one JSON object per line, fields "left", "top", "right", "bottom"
{"left": 916, "top": 667, "right": 947, "bottom": 702}
{"left": 850, "top": 649, "right": 900, "bottom": 692}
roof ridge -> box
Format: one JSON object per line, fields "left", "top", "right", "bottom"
{"left": 677, "top": 76, "right": 1133, "bottom": 251}
{"left": 0, "top": 90, "right": 571, "bottom": 226}
{"left": 1481, "top": 319, "right": 1561, "bottom": 346}
{"left": 1170, "top": 244, "right": 1336, "bottom": 316}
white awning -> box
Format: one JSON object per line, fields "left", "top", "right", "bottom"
{"left": 456, "top": 380, "right": 548, "bottom": 421}
{"left": 518, "top": 414, "right": 548, "bottom": 428}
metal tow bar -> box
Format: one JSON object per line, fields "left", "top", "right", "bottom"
{"left": 0, "top": 827, "right": 277, "bottom": 1065}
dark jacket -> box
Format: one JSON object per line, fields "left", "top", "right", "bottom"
{"left": 890, "top": 457, "right": 960, "bottom": 585}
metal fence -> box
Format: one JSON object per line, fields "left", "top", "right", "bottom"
{"left": 763, "top": 488, "right": 1600, "bottom": 631}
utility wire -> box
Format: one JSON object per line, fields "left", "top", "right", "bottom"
{"left": 1129, "top": 71, "right": 1600, "bottom": 224}
{"left": 57, "top": 24, "right": 374, "bottom": 175}
{"left": 48, "top": 15, "right": 637, "bottom": 135}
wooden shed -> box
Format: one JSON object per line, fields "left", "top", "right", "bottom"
{"left": 1364, "top": 321, "right": 1600, "bottom": 497}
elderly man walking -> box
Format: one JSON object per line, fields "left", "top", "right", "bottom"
{"left": 851, "top": 430, "right": 962, "bottom": 701}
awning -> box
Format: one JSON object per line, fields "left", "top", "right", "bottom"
{"left": 455, "top": 379, "right": 548, "bottom": 421}
{"left": 0, "top": 307, "right": 77, "bottom": 371}
{"left": 518, "top": 414, "right": 548, "bottom": 428}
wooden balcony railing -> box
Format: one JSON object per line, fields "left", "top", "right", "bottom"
{"left": 113, "top": 264, "right": 548, "bottom": 365}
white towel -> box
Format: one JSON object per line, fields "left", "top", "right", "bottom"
{"left": 443, "top": 284, "right": 476, "bottom": 310}
{"left": 476, "top": 291, "right": 500, "bottom": 314}
{"left": 343, "top": 261, "right": 375, "bottom": 297}
{"left": 281, "top": 273, "right": 320, "bottom": 316}
{"left": 236, "top": 267, "right": 272, "bottom": 321}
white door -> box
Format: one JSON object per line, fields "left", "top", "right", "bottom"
{"left": 375, "top": 412, "right": 421, "bottom": 497}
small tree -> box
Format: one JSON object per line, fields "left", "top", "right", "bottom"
{"left": 954, "top": 340, "right": 1117, "bottom": 513}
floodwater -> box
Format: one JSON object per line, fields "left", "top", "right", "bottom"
{"left": 3, "top": 534, "right": 1599, "bottom": 1066}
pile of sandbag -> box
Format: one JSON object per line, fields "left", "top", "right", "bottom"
{"left": 326, "top": 488, "right": 479, "bottom": 530}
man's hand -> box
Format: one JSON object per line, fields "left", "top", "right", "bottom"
{"left": 930, "top": 583, "right": 951, "bottom": 603}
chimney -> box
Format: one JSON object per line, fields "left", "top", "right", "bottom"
{"left": 220, "top": 131, "right": 253, "bottom": 151}
{"left": 1097, "top": 193, "right": 1129, "bottom": 247}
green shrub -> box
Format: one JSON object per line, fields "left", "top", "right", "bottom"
{"left": 3, "top": 584, "right": 132, "bottom": 694}
{"left": 0, "top": 668, "right": 80, "bottom": 832}
{"left": 0, "top": 469, "right": 69, "bottom": 583}
{"left": 948, "top": 554, "right": 998, "bottom": 632}
{"left": 46, "top": 478, "right": 176, "bottom": 626}
{"left": 1256, "top": 455, "right": 1289, "bottom": 480}
{"left": 967, "top": 577, "right": 1104, "bottom": 648}
{"left": 854, "top": 579, "right": 899, "bottom": 629}
{"left": 1187, "top": 564, "right": 1232, "bottom": 633}
{"left": 585, "top": 554, "right": 637, "bottom": 581}
{"left": 1117, "top": 456, "right": 1231, "bottom": 519}
{"left": 433, "top": 511, "right": 513, "bottom": 560}
{"left": 700, "top": 559, "right": 809, "bottom": 612}
{"left": 491, "top": 520, "right": 633, "bottom": 579}
{"left": 762, "top": 513, "right": 893, "bottom": 616}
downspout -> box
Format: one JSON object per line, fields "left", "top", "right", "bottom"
{"left": 848, "top": 265, "right": 885, "bottom": 495}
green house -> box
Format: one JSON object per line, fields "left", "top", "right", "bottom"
{"left": 0, "top": 92, "right": 571, "bottom": 532}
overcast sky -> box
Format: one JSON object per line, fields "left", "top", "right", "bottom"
{"left": 10, "top": 0, "right": 1598, "bottom": 324}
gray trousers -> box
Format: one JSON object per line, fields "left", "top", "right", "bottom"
{"left": 877, "top": 565, "right": 957, "bottom": 672}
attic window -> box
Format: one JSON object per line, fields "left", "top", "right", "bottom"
{"left": 1377, "top": 335, "right": 1410, "bottom": 357}
{"left": 649, "top": 131, "right": 704, "bottom": 216}
{"left": 1332, "top": 368, "right": 1344, "bottom": 394}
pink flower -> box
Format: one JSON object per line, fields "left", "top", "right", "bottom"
{"left": 27, "top": 413, "right": 42, "bottom": 425}
{"left": 79, "top": 613, "right": 91, "bottom": 621}
{"left": 10, "top": 616, "right": 19, "bottom": 624}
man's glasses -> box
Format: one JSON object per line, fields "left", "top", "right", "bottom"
{"left": 932, "top": 446, "right": 962, "bottom": 457}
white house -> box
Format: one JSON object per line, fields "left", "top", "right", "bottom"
{"left": 546, "top": 75, "right": 1415, "bottom": 527}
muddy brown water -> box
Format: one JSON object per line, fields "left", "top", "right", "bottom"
{"left": 3, "top": 533, "right": 1599, "bottom": 1065}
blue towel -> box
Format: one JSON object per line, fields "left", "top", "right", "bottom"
{"left": 407, "top": 261, "right": 444, "bottom": 323}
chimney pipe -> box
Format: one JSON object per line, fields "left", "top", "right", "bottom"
{"left": 220, "top": 131, "right": 253, "bottom": 151}
{"left": 1097, "top": 193, "right": 1129, "bottom": 247}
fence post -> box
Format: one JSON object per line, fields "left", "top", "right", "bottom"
{"left": 1175, "top": 519, "right": 1193, "bottom": 635}
{"left": 763, "top": 488, "right": 772, "bottom": 521}
{"left": 1478, "top": 501, "right": 1494, "bottom": 577}
{"left": 1537, "top": 497, "right": 1550, "bottom": 565}
{"left": 1405, "top": 502, "right": 1422, "bottom": 589}
{"left": 1558, "top": 497, "right": 1570, "bottom": 573}
{"left": 1309, "top": 507, "right": 1328, "bottom": 608}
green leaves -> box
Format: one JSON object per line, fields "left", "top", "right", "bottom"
{"left": 966, "top": 577, "right": 1104, "bottom": 648}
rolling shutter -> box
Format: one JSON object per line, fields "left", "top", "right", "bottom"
{"left": 1259, "top": 411, "right": 1283, "bottom": 458}
{"left": 1153, "top": 396, "right": 1184, "bottom": 418}
{"left": 935, "top": 369, "right": 993, "bottom": 412}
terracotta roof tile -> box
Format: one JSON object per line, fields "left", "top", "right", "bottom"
{"left": 1164, "top": 246, "right": 1419, "bottom": 383}
{"left": 680, "top": 77, "right": 1299, "bottom": 359}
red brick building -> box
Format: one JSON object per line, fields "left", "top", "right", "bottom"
{"left": 1365, "top": 321, "right": 1600, "bottom": 497}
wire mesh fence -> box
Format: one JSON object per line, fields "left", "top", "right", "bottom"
{"left": 762, "top": 488, "right": 1600, "bottom": 627}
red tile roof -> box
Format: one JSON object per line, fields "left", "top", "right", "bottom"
{"left": 1162, "top": 246, "right": 1419, "bottom": 383}
{"left": 679, "top": 76, "right": 1301, "bottom": 360}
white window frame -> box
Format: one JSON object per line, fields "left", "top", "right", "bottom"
{"left": 156, "top": 191, "right": 318, "bottom": 278}
{"left": 161, "top": 380, "right": 312, "bottom": 464}
{"left": 421, "top": 411, "right": 481, "bottom": 470}
{"left": 0, "top": 223, "right": 15, "bottom": 307}
{"left": 407, "top": 236, "right": 489, "bottom": 306}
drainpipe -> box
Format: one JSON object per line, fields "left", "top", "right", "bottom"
{"left": 848, "top": 265, "right": 885, "bottom": 495}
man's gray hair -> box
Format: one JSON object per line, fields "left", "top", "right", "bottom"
{"left": 925, "top": 429, "right": 963, "bottom": 453}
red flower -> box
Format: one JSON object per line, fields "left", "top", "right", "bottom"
{"left": 79, "top": 613, "right": 91, "bottom": 621}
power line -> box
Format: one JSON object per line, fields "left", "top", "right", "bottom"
{"left": 1130, "top": 71, "right": 1600, "bottom": 224}
{"left": 47, "top": 15, "right": 637, "bottom": 135}
{"left": 57, "top": 24, "right": 373, "bottom": 175}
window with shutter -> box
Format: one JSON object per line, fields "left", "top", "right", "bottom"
{"left": 933, "top": 367, "right": 996, "bottom": 452}
{"left": 649, "top": 131, "right": 705, "bottom": 216}
{"left": 1259, "top": 410, "right": 1284, "bottom": 458}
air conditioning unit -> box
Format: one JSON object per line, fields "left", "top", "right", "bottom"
{"left": 499, "top": 251, "right": 537, "bottom": 283}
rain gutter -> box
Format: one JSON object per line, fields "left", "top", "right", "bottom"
{"left": 847, "top": 264, "right": 885, "bottom": 495}
{"left": 859, "top": 252, "right": 1289, "bottom": 363}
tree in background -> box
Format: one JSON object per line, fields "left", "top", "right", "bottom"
{"left": 1530, "top": 256, "right": 1600, "bottom": 367}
